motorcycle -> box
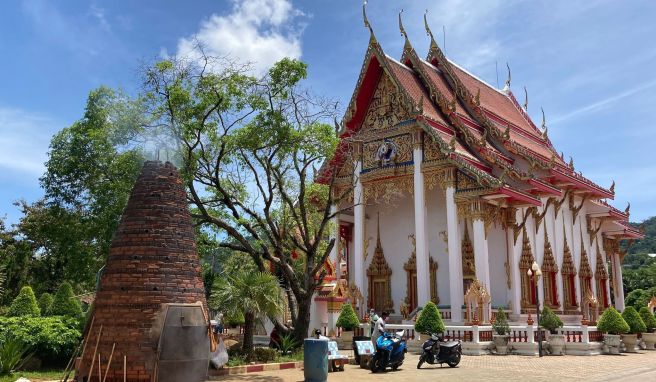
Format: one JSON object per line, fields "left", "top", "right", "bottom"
{"left": 417, "top": 333, "right": 462, "bottom": 369}
{"left": 370, "top": 330, "right": 407, "bottom": 372}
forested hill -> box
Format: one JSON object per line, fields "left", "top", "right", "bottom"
{"left": 623, "top": 216, "right": 656, "bottom": 269}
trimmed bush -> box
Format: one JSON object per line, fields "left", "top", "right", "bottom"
{"left": 8, "top": 286, "right": 40, "bottom": 317}
{"left": 597, "top": 307, "right": 629, "bottom": 335}
{"left": 38, "top": 293, "right": 54, "bottom": 316}
{"left": 0, "top": 316, "right": 81, "bottom": 366}
{"left": 639, "top": 307, "right": 656, "bottom": 332}
{"left": 335, "top": 303, "right": 360, "bottom": 330}
{"left": 415, "top": 302, "right": 446, "bottom": 335}
{"left": 50, "top": 282, "right": 83, "bottom": 319}
{"left": 539, "top": 306, "right": 564, "bottom": 334}
{"left": 621, "top": 306, "right": 647, "bottom": 334}
{"left": 251, "top": 347, "right": 277, "bottom": 363}
{"left": 492, "top": 307, "right": 511, "bottom": 335}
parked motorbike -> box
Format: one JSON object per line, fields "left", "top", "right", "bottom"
{"left": 370, "top": 330, "right": 407, "bottom": 372}
{"left": 417, "top": 333, "right": 462, "bottom": 369}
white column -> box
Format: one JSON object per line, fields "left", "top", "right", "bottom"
{"left": 445, "top": 185, "right": 464, "bottom": 323}
{"left": 613, "top": 252, "right": 625, "bottom": 311}
{"left": 472, "top": 217, "right": 491, "bottom": 291}
{"left": 533, "top": 216, "right": 545, "bottom": 310}
{"left": 510, "top": 209, "right": 523, "bottom": 316}
{"left": 553, "top": 206, "right": 565, "bottom": 311}
{"left": 353, "top": 158, "right": 365, "bottom": 298}
{"left": 413, "top": 141, "right": 431, "bottom": 307}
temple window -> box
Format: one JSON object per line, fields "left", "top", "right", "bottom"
{"left": 541, "top": 230, "right": 560, "bottom": 309}
{"left": 403, "top": 235, "right": 439, "bottom": 312}
{"left": 595, "top": 243, "right": 610, "bottom": 309}
{"left": 367, "top": 215, "right": 394, "bottom": 313}
{"left": 519, "top": 228, "right": 537, "bottom": 311}
{"left": 561, "top": 232, "right": 578, "bottom": 312}
{"left": 461, "top": 222, "right": 476, "bottom": 295}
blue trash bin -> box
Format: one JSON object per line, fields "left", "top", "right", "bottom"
{"left": 304, "top": 338, "right": 328, "bottom": 382}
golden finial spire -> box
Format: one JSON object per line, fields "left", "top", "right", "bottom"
{"left": 625, "top": 202, "right": 631, "bottom": 216}
{"left": 523, "top": 86, "right": 528, "bottom": 111}
{"left": 424, "top": 9, "right": 435, "bottom": 41}
{"left": 375, "top": 211, "right": 382, "bottom": 249}
{"left": 398, "top": 9, "right": 408, "bottom": 41}
{"left": 504, "top": 63, "right": 511, "bottom": 89}
{"left": 363, "top": 1, "right": 373, "bottom": 35}
{"left": 569, "top": 156, "right": 574, "bottom": 169}
{"left": 541, "top": 107, "right": 548, "bottom": 139}
{"left": 609, "top": 180, "right": 615, "bottom": 194}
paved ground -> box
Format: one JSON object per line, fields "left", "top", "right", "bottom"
{"left": 209, "top": 351, "right": 656, "bottom": 382}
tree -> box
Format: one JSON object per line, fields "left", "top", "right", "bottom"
{"left": 0, "top": 218, "right": 31, "bottom": 305}
{"left": 141, "top": 52, "right": 351, "bottom": 343}
{"left": 625, "top": 287, "right": 656, "bottom": 311}
{"left": 50, "top": 282, "right": 83, "bottom": 319}
{"left": 8, "top": 286, "right": 40, "bottom": 317}
{"left": 415, "top": 302, "right": 446, "bottom": 335}
{"left": 539, "top": 306, "right": 564, "bottom": 334}
{"left": 209, "top": 271, "right": 282, "bottom": 356}
{"left": 492, "top": 307, "right": 511, "bottom": 336}
{"left": 638, "top": 307, "right": 656, "bottom": 332}
{"left": 38, "top": 293, "right": 54, "bottom": 316}
{"left": 335, "top": 303, "right": 360, "bottom": 331}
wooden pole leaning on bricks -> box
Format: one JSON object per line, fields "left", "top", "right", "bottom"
{"left": 123, "top": 355, "right": 127, "bottom": 382}
{"left": 62, "top": 316, "right": 95, "bottom": 382}
{"left": 98, "top": 353, "right": 102, "bottom": 382}
{"left": 88, "top": 325, "right": 103, "bottom": 381}
{"left": 102, "top": 343, "right": 116, "bottom": 382}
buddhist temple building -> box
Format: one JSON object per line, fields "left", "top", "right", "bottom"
{"left": 314, "top": 8, "right": 643, "bottom": 330}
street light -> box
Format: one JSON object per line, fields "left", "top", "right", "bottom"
{"left": 527, "top": 261, "right": 543, "bottom": 357}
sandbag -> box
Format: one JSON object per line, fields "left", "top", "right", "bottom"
{"left": 210, "top": 337, "right": 229, "bottom": 369}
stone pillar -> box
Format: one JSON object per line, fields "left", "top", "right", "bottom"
{"left": 613, "top": 252, "right": 625, "bottom": 311}
{"left": 412, "top": 130, "right": 431, "bottom": 307}
{"left": 508, "top": 209, "right": 522, "bottom": 316}
{"left": 446, "top": 182, "right": 464, "bottom": 322}
{"left": 353, "top": 147, "right": 366, "bottom": 297}
{"left": 553, "top": 207, "right": 565, "bottom": 312}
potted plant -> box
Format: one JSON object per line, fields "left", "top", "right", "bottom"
{"left": 415, "top": 302, "right": 446, "bottom": 336}
{"left": 620, "top": 306, "right": 646, "bottom": 353}
{"left": 492, "top": 307, "right": 511, "bottom": 355}
{"left": 639, "top": 307, "right": 656, "bottom": 350}
{"left": 539, "top": 306, "right": 565, "bottom": 355}
{"left": 336, "top": 303, "right": 360, "bottom": 345}
{"left": 596, "top": 307, "right": 629, "bottom": 354}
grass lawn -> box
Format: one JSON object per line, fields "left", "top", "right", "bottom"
{"left": 0, "top": 369, "right": 64, "bottom": 382}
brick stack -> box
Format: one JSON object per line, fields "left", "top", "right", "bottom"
{"left": 76, "top": 161, "right": 207, "bottom": 382}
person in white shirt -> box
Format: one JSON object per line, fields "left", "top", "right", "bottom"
{"left": 372, "top": 311, "right": 389, "bottom": 346}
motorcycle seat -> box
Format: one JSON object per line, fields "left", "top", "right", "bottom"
{"left": 440, "top": 341, "right": 460, "bottom": 348}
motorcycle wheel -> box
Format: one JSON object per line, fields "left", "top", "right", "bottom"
{"left": 370, "top": 353, "right": 383, "bottom": 373}
{"left": 417, "top": 354, "right": 426, "bottom": 369}
{"left": 447, "top": 353, "right": 461, "bottom": 368}
{"left": 392, "top": 361, "right": 402, "bottom": 371}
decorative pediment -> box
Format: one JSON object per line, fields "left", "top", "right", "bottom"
{"left": 542, "top": 230, "right": 558, "bottom": 273}
{"left": 561, "top": 230, "right": 577, "bottom": 276}
{"left": 464, "top": 279, "right": 491, "bottom": 304}
{"left": 579, "top": 241, "right": 593, "bottom": 278}
{"left": 519, "top": 228, "right": 535, "bottom": 269}
{"left": 361, "top": 74, "right": 412, "bottom": 132}
{"left": 595, "top": 242, "right": 608, "bottom": 279}
{"left": 367, "top": 231, "right": 392, "bottom": 277}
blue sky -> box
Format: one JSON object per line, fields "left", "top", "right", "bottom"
{"left": 1, "top": 0, "right": 655, "bottom": 224}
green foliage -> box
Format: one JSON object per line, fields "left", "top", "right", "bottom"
{"left": 625, "top": 287, "right": 656, "bottom": 311}
{"left": 209, "top": 271, "right": 282, "bottom": 355}
{"left": 414, "top": 302, "right": 445, "bottom": 335}
{"left": 225, "top": 311, "right": 245, "bottom": 326}
{"left": 50, "top": 282, "right": 82, "bottom": 319}
{"left": 597, "top": 307, "right": 630, "bottom": 335}
{"left": 539, "top": 306, "right": 564, "bottom": 334}
{"left": 0, "top": 336, "right": 33, "bottom": 376}
{"left": 0, "top": 316, "right": 81, "bottom": 366}
{"left": 492, "top": 307, "right": 511, "bottom": 335}
{"left": 621, "top": 306, "right": 647, "bottom": 334}
{"left": 623, "top": 217, "right": 656, "bottom": 256}
{"left": 335, "top": 304, "right": 360, "bottom": 331}
{"left": 8, "top": 286, "right": 40, "bottom": 317}
{"left": 251, "top": 347, "right": 278, "bottom": 363}
{"left": 38, "top": 293, "right": 53, "bottom": 316}
{"left": 638, "top": 307, "right": 656, "bottom": 331}
{"left": 272, "top": 333, "right": 299, "bottom": 355}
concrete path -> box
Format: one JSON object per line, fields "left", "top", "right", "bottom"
{"left": 209, "top": 351, "right": 656, "bottom": 382}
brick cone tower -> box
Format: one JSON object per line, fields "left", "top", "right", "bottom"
{"left": 76, "top": 161, "right": 208, "bottom": 382}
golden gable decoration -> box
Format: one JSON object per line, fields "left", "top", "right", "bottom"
{"left": 464, "top": 279, "right": 491, "bottom": 324}
{"left": 362, "top": 74, "right": 412, "bottom": 131}
{"left": 461, "top": 222, "right": 476, "bottom": 293}
{"left": 561, "top": 228, "right": 578, "bottom": 311}
{"left": 542, "top": 229, "right": 560, "bottom": 309}
{"left": 519, "top": 228, "right": 537, "bottom": 309}
{"left": 367, "top": 214, "right": 394, "bottom": 313}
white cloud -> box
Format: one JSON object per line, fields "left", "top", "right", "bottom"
{"left": 0, "top": 107, "right": 58, "bottom": 176}
{"left": 176, "top": 0, "right": 304, "bottom": 75}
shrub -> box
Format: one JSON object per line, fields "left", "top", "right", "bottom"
{"left": 0, "top": 316, "right": 81, "bottom": 366}
{"left": 621, "top": 306, "right": 646, "bottom": 334}
{"left": 251, "top": 347, "right": 277, "bottom": 363}
{"left": 38, "top": 293, "right": 54, "bottom": 316}
{"left": 335, "top": 303, "right": 360, "bottom": 331}
{"left": 272, "top": 333, "right": 299, "bottom": 355}
{"left": 414, "top": 301, "right": 445, "bottom": 335}
{"left": 597, "top": 307, "right": 629, "bottom": 335}
{"left": 539, "top": 306, "right": 564, "bottom": 334}
{"left": 8, "top": 286, "right": 40, "bottom": 317}
{"left": 639, "top": 307, "right": 656, "bottom": 332}
{"left": 492, "top": 307, "right": 511, "bottom": 335}
{"left": 0, "top": 336, "right": 33, "bottom": 375}
{"left": 225, "top": 311, "right": 245, "bottom": 327}
{"left": 50, "top": 282, "right": 83, "bottom": 319}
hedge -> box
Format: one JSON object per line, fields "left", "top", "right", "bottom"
{"left": 0, "top": 316, "right": 81, "bottom": 366}
{"left": 621, "top": 306, "right": 647, "bottom": 334}
{"left": 336, "top": 303, "right": 360, "bottom": 330}
{"left": 539, "top": 306, "right": 564, "bottom": 334}
{"left": 38, "top": 293, "right": 54, "bottom": 316}
{"left": 639, "top": 307, "right": 656, "bottom": 332}
{"left": 597, "top": 307, "right": 629, "bottom": 335}
{"left": 7, "top": 286, "right": 40, "bottom": 317}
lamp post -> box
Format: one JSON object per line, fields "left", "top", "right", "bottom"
{"left": 527, "top": 261, "right": 543, "bottom": 357}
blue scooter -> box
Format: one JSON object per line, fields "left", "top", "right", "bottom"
{"left": 370, "top": 330, "right": 407, "bottom": 372}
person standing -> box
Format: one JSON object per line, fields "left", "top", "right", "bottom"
{"left": 368, "top": 309, "right": 379, "bottom": 336}
{"left": 372, "top": 311, "right": 389, "bottom": 347}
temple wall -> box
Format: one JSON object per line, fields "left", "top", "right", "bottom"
{"left": 425, "top": 187, "right": 450, "bottom": 306}
{"left": 487, "top": 224, "right": 508, "bottom": 307}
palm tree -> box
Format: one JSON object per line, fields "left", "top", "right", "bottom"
{"left": 209, "top": 270, "right": 283, "bottom": 355}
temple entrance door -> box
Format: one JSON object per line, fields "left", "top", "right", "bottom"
{"left": 409, "top": 273, "right": 417, "bottom": 312}
{"left": 373, "top": 280, "right": 387, "bottom": 313}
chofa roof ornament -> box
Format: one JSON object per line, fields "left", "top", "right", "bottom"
{"left": 502, "top": 63, "right": 511, "bottom": 92}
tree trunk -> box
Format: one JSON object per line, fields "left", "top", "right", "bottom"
{"left": 242, "top": 311, "right": 255, "bottom": 357}
{"left": 292, "top": 295, "right": 312, "bottom": 344}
